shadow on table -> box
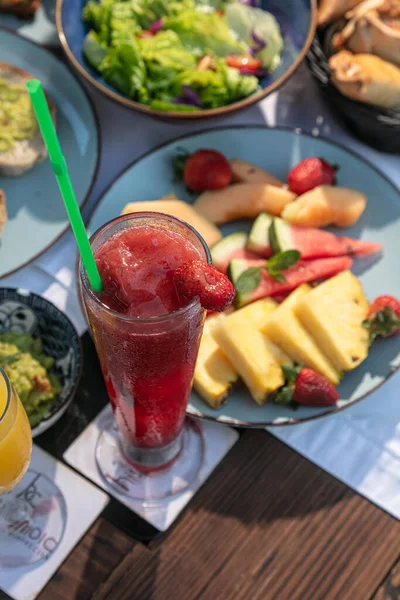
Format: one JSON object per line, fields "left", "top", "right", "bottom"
{"left": 35, "top": 330, "right": 399, "bottom": 600}
{"left": 84, "top": 85, "right": 271, "bottom": 206}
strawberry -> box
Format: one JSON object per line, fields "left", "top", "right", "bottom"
{"left": 293, "top": 368, "right": 339, "bottom": 407}
{"left": 173, "top": 260, "right": 235, "bottom": 312}
{"left": 363, "top": 295, "right": 400, "bottom": 341}
{"left": 274, "top": 365, "right": 339, "bottom": 407}
{"left": 288, "top": 158, "right": 338, "bottom": 195}
{"left": 183, "top": 149, "right": 232, "bottom": 192}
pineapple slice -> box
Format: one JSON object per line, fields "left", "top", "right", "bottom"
{"left": 262, "top": 284, "right": 341, "bottom": 385}
{"left": 194, "top": 314, "right": 237, "bottom": 409}
{"left": 213, "top": 299, "right": 292, "bottom": 405}
{"left": 295, "top": 271, "right": 369, "bottom": 372}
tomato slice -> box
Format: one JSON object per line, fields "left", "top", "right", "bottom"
{"left": 140, "top": 30, "right": 155, "bottom": 39}
{"left": 225, "top": 56, "right": 262, "bottom": 71}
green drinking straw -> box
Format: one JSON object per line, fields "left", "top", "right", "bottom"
{"left": 26, "top": 79, "right": 102, "bottom": 293}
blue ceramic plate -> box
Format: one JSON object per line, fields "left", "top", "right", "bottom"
{"left": 56, "top": 0, "right": 317, "bottom": 119}
{"left": 0, "top": 288, "right": 82, "bottom": 437}
{"left": 86, "top": 126, "right": 400, "bottom": 427}
{"left": 0, "top": 27, "right": 99, "bottom": 279}
{"left": 0, "top": 0, "right": 58, "bottom": 47}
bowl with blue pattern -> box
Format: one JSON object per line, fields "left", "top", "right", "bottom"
{"left": 0, "top": 289, "right": 82, "bottom": 438}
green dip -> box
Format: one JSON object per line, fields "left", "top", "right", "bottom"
{"left": 0, "top": 78, "right": 38, "bottom": 152}
{"left": 0, "top": 333, "right": 62, "bottom": 427}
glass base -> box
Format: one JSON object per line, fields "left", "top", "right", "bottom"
{"left": 0, "top": 469, "right": 67, "bottom": 568}
{"left": 95, "top": 416, "right": 205, "bottom": 503}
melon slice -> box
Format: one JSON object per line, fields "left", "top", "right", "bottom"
{"left": 121, "top": 196, "right": 222, "bottom": 248}
{"left": 282, "top": 185, "right": 367, "bottom": 228}
{"left": 262, "top": 285, "right": 341, "bottom": 385}
{"left": 193, "top": 184, "right": 296, "bottom": 224}
{"left": 247, "top": 213, "right": 382, "bottom": 259}
{"left": 230, "top": 159, "right": 284, "bottom": 187}
{"left": 229, "top": 255, "right": 353, "bottom": 308}
{"left": 211, "top": 232, "right": 260, "bottom": 274}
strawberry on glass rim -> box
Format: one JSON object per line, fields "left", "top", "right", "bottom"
{"left": 173, "top": 260, "right": 235, "bottom": 312}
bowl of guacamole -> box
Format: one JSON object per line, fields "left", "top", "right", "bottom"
{"left": 0, "top": 289, "right": 82, "bottom": 437}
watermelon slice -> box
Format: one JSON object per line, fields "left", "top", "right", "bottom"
{"left": 229, "top": 256, "right": 353, "bottom": 308}
{"left": 247, "top": 213, "right": 383, "bottom": 260}
{"left": 211, "top": 231, "right": 260, "bottom": 274}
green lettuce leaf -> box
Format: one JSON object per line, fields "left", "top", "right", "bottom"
{"left": 138, "top": 31, "right": 196, "bottom": 70}
{"left": 83, "top": 31, "right": 108, "bottom": 69}
{"left": 128, "top": 0, "right": 170, "bottom": 30}
{"left": 224, "top": 3, "right": 283, "bottom": 71}
{"left": 164, "top": 9, "right": 247, "bottom": 57}
{"left": 99, "top": 40, "right": 146, "bottom": 98}
{"left": 176, "top": 62, "right": 259, "bottom": 108}
{"left": 150, "top": 99, "right": 199, "bottom": 112}
{"left": 109, "top": 4, "right": 140, "bottom": 43}
{"left": 217, "top": 61, "right": 259, "bottom": 102}
{"left": 82, "top": 0, "right": 275, "bottom": 108}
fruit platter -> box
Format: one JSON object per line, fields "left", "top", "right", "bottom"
{"left": 87, "top": 126, "right": 400, "bottom": 427}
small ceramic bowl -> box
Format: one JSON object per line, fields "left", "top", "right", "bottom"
{"left": 307, "top": 31, "right": 400, "bottom": 153}
{"left": 0, "top": 288, "right": 83, "bottom": 437}
{"left": 56, "top": 0, "right": 317, "bottom": 120}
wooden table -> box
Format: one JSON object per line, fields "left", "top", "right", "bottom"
{"left": 2, "top": 334, "right": 399, "bottom": 600}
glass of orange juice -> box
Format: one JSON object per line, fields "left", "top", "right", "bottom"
{"left": 0, "top": 367, "right": 32, "bottom": 496}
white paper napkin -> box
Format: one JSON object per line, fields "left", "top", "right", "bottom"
{"left": 64, "top": 405, "right": 239, "bottom": 532}
{"left": 268, "top": 371, "right": 400, "bottom": 519}
{"left": 0, "top": 445, "right": 109, "bottom": 600}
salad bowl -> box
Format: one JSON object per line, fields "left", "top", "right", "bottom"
{"left": 56, "top": 0, "right": 317, "bottom": 120}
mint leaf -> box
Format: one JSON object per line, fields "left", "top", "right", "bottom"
{"left": 265, "top": 250, "right": 300, "bottom": 282}
{"left": 267, "top": 250, "right": 301, "bottom": 272}
{"left": 268, "top": 271, "right": 286, "bottom": 283}
{"left": 235, "top": 267, "right": 262, "bottom": 294}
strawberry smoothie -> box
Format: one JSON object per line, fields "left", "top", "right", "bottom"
{"left": 81, "top": 213, "right": 210, "bottom": 471}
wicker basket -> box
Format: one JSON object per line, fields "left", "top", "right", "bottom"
{"left": 306, "top": 33, "right": 400, "bottom": 154}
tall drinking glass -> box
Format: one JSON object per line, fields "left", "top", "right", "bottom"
{"left": 80, "top": 212, "right": 210, "bottom": 502}
{"left": 0, "top": 368, "right": 32, "bottom": 496}
{"left": 0, "top": 369, "right": 67, "bottom": 568}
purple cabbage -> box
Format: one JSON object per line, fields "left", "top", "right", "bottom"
{"left": 250, "top": 28, "right": 267, "bottom": 51}
{"left": 175, "top": 86, "right": 203, "bottom": 108}
{"left": 240, "top": 67, "right": 268, "bottom": 78}
{"left": 238, "top": 0, "right": 257, "bottom": 6}
{"left": 149, "top": 18, "right": 163, "bottom": 33}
